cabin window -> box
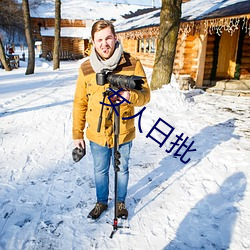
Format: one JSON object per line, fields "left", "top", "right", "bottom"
{"left": 150, "top": 38, "right": 155, "bottom": 53}
{"left": 146, "top": 38, "right": 150, "bottom": 53}
{"left": 137, "top": 39, "right": 143, "bottom": 53}
{"left": 137, "top": 39, "right": 140, "bottom": 53}
{"left": 137, "top": 38, "right": 156, "bottom": 54}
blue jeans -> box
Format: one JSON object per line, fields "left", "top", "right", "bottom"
{"left": 90, "top": 141, "right": 132, "bottom": 205}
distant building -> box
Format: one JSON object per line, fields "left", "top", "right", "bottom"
{"left": 30, "top": 1, "right": 151, "bottom": 60}
{"left": 31, "top": 18, "right": 92, "bottom": 60}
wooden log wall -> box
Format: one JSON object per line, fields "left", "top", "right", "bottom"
{"left": 120, "top": 31, "right": 200, "bottom": 76}
{"left": 41, "top": 37, "right": 86, "bottom": 58}
{"left": 173, "top": 34, "right": 185, "bottom": 75}
{"left": 41, "top": 37, "right": 53, "bottom": 58}
{"left": 173, "top": 34, "right": 199, "bottom": 80}
{"left": 120, "top": 39, "right": 137, "bottom": 54}
{"left": 61, "top": 38, "right": 74, "bottom": 52}
{"left": 134, "top": 53, "right": 156, "bottom": 68}
{"left": 72, "top": 38, "right": 88, "bottom": 55}
{"left": 32, "top": 18, "right": 86, "bottom": 29}
{"left": 183, "top": 35, "right": 198, "bottom": 79}
{"left": 120, "top": 38, "right": 156, "bottom": 68}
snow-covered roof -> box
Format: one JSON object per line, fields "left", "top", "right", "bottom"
{"left": 30, "top": 0, "right": 151, "bottom": 20}
{"left": 115, "top": 0, "right": 250, "bottom": 33}
{"left": 115, "top": 8, "right": 160, "bottom": 32}
{"left": 40, "top": 27, "right": 91, "bottom": 39}
{"left": 182, "top": 0, "right": 250, "bottom": 21}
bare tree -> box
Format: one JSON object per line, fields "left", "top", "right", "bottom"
{"left": 53, "top": 0, "right": 61, "bottom": 70}
{"left": 0, "top": 0, "right": 23, "bottom": 71}
{"left": 0, "top": 0, "right": 24, "bottom": 37}
{"left": 151, "top": 0, "right": 182, "bottom": 90}
{"left": 29, "top": 0, "right": 47, "bottom": 8}
{"left": 22, "top": 0, "right": 35, "bottom": 75}
{"left": 0, "top": 37, "right": 11, "bottom": 71}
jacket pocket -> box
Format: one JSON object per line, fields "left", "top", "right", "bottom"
{"left": 121, "top": 107, "right": 135, "bottom": 132}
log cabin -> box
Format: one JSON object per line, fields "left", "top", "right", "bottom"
{"left": 31, "top": 18, "right": 92, "bottom": 60}
{"left": 115, "top": 0, "right": 250, "bottom": 92}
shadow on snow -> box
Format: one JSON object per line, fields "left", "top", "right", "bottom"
{"left": 128, "top": 118, "right": 243, "bottom": 248}
{"left": 0, "top": 100, "right": 73, "bottom": 117}
{"left": 164, "top": 172, "right": 247, "bottom": 249}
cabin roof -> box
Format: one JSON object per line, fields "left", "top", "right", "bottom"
{"left": 30, "top": 0, "right": 151, "bottom": 20}
{"left": 115, "top": 0, "right": 250, "bottom": 32}
{"left": 40, "top": 27, "right": 91, "bottom": 39}
{"left": 182, "top": 0, "right": 250, "bottom": 21}
{"left": 115, "top": 8, "right": 160, "bottom": 33}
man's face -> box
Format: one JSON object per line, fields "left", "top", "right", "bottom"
{"left": 93, "top": 27, "right": 117, "bottom": 60}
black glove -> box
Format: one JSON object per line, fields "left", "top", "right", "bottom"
{"left": 72, "top": 146, "right": 86, "bottom": 162}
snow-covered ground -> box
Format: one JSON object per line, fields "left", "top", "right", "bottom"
{"left": 0, "top": 50, "right": 250, "bottom": 250}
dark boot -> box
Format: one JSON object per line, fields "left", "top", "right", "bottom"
{"left": 117, "top": 202, "right": 128, "bottom": 219}
{"left": 87, "top": 202, "right": 108, "bottom": 220}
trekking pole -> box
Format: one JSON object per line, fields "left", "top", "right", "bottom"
{"left": 110, "top": 105, "right": 121, "bottom": 238}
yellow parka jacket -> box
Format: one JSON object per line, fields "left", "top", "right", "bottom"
{"left": 72, "top": 52, "right": 150, "bottom": 148}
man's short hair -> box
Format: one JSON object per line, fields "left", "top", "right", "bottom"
{"left": 91, "top": 20, "right": 116, "bottom": 40}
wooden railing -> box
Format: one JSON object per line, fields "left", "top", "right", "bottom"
{"left": 46, "top": 51, "right": 83, "bottom": 61}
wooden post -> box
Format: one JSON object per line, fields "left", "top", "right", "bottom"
{"left": 144, "top": 38, "right": 146, "bottom": 54}
{"left": 139, "top": 39, "right": 142, "bottom": 53}
{"left": 195, "top": 32, "right": 207, "bottom": 87}
{"left": 149, "top": 39, "right": 152, "bottom": 53}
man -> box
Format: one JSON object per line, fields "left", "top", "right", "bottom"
{"left": 72, "top": 20, "right": 150, "bottom": 220}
